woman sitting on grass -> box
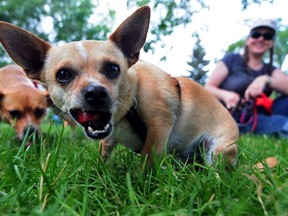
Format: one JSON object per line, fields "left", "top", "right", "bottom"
{"left": 205, "top": 19, "right": 288, "bottom": 137}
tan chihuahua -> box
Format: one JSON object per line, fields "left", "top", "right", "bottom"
{"left": 0, "top": 65, "right": 50, "bottom": 141}
{"left": 0, "top": 6, "right": 238, "bottom": 164}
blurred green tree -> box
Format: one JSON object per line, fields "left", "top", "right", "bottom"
{"left": 186, "top": 32, "right": 210, "bottom": 85}
{"left": 0, "top": 0, "right": 114, "bottom": 66}
{"left": 127, "top": 0, "right": 207, "bottom": 55}
{"left": 0, "top": 0, "right": 278, "bottom": 67}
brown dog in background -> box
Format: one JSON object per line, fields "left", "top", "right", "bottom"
{"left": 0, "top": 6, "right": 238, "bottom": 165}
{"left": 0, "top": 65, "right": 50, "bottom": 141}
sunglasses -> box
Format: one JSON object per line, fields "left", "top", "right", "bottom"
{"left": 250, "top": 31, "right": 274, "bottom": 40}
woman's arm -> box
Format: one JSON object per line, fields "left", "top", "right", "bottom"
{"left": 270, "top": 69, "right": 288, "bottom": 94}
{"left": 244, "top": 69, "right": 288, "bottom": 99}
{"left": 205, "top": 61, "right": 240, "bottom": 109}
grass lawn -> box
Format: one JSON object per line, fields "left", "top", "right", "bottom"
{"left": 0, "top": 119, "right": 288, "bottom": 216}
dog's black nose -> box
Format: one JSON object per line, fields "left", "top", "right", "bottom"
{"left": 83, "top": 85, "right": 109, "bottom": 105}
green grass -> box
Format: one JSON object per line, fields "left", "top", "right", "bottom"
{"left": 1, "top": 120, "right": 288, "bottom": 216}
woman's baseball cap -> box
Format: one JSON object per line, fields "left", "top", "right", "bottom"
{"left": 250, "top": 19, "right": 277, "bottom": 33}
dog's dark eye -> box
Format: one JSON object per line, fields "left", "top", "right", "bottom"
{"left": 34, "top": 108, "right": 45, "bottom": 119}
{"left": 9, "top": 110, "right": 22, "bottom": 119}
{"left": 56, "top": 69, "right": 73, "bottom": 84}
{"left": 104, "top": 63, "right": 120, "bottom": 79}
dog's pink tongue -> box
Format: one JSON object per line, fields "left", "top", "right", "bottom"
{"left": 78, "top": 112, "right": 97, "bottom": 123}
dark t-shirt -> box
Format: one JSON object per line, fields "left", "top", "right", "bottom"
{"left": 219, "top": 53, "right": 274, "bottom": 97}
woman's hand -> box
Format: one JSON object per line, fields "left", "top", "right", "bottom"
{"left": 223, "top": 91, "right": 240, "bottom": 109}
{"left": 244, "top": 75, "right": 270, "bottom": 100}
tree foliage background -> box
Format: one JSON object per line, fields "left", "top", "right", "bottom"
{"left": 186, "top": 32, "right": 209, "bottom": 85}
{"left": 0, "top": 0, "right": 287, "bottom": 77}
{"left": 0, "top": 0, "right": 114, "bottom": 66}
{"left": 0, "top": 0, "right": 207, "bottom": 66}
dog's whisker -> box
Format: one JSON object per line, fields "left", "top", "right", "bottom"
{"left": 116, "top": 97, "right": 130, "bottom": 110}
{"left": 42, "top": 96, "right": 51, "bottom": 104}
{"left": 53, "top": 108, "right": 67, "bottom": 119}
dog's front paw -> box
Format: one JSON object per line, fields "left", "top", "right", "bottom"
{"left": 99, "top": 139, "right": 117, "bottom": 160}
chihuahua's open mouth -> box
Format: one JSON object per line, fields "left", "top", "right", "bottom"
{"left": 70, "top": 109, "right": 112, "bottom": 139}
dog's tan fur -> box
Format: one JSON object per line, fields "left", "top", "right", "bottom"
{"left": 0, "top": 6, "right": 238, "bottom": 164}
{"left": 0, "top": 65, "right": 50, "bottom": 140}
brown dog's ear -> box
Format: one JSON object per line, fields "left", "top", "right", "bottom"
{"left": 0, "top": 90, "right": 4, "bottom": 100}
{"left": 0, "top": 90, "right": 4, "bottom": 108}
{"left": 0, "top": 22, "right": 51, "bottom": 81}
{"left": 109, "top": 6, "right": 150, "bottom": 66}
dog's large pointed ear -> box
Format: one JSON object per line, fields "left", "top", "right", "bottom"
{"left": 109, "top": 6, "right": 150, "bottom": 67}
{"left": 0, "top": 90, "right": 4, "bottom": 108}
{"left": 0, "top": 22, "right": 51, "bottom": 81}
{"left": 0, "top": 90, "right": 4, "bottom": 100}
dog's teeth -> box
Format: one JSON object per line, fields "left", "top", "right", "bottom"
{"left": 88, "top": 124, "right": 110, "bottom": 134}
{"left": 104, "top": 124, "right": 109, "bottom": 131}
{"left": 88, "top": 126, "right": 98, "bottom": 135}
